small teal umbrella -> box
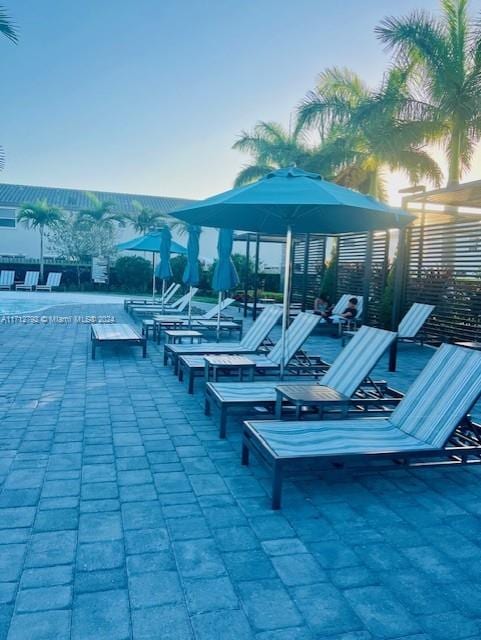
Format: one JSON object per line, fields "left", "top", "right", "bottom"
{"left": 182, "top": 225, "right": 201, "bottom": 324}
{"left": 212, "top": 228, "right": 239, "bottom": 340}
{"left": 116, "top": 230, "right": 186, "bottom": 301}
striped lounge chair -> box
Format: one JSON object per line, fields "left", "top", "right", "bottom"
{"left": 163, "top": 304, "right": 283, "bottom": 370}
{"left": 178, "top": 312, "right": 320, "bottom": 394}
{"left": 37, "top": 272, "right": 62, "bottom": 291}
{"left": 15, "top": 271, "right": 39, "bottom": 291}
{"left": 153, "top": 298, "right": 238, "bottom": 343}
{"left": 130, "top": 288, "right": 199, "bottom": 316}
{"left": 342, "top": 303, "right": 434, "bottom": 346}
{"left": 124, "top": 283, "right": 179, "bottom": 311}
{"left": 0, "top": 270, "right": 15, "bottom": 290}
{"left": 205, "top": 326, "right": 398, "bottom": 438}
{"left": 242, "top": 343, "right": 481, "bottom": 509}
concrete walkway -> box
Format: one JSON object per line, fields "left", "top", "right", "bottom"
{"left": 0, "top": 303, "right": 480, "bottom": 639}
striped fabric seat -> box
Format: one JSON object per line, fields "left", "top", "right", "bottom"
{"left": 392, "top": 344, "right": 481, "bottom": 447}
{"left": 165, "top": 305, "right": 282, "bottom": 359}
{"left": 247, "top": 344, "right": 481, "bottom": 459}
{"left": 16, "top": 271, "right": 39, "bottom": 290}
{"left": 208, "top": 326, "right": 395, "bottom": 403}
{"left": 0, "top": 270, "right": 14, "bottom": 289}
{"left": 181, "top": 312, "right": 319, "bottom": 373}
{"left": 37, "top": 272, "right": 62, "bottom": 290}
{"left": 397, "top": 303, "right": 434, "bottom": 339}
{"left": 251, "top": 419, "right": 433, "bottom": 457}
{"left": 201, "top": 298, "right": 235, "bottom": 319}
{"left": 321, "top": 326, "right": 395, "bottom": 396}
{"left": 331, "top": 294, "right": 363, "bottom": 317}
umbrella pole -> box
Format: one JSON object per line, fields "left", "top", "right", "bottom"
{"left": 161, "top": 280, "right": 166, "bottom": 314}
{"left": 152, "top": 253, "right": 156, "bottom": 301}
{"left": 216, "top": 291, "right": 222, "bottom": 342}
{"left": 280, "top": 225, "right": 293, "bottom": 380}
{"left": 188, "top": 285, "right": 193, "bottom": 327}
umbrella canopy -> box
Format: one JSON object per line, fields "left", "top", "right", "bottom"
{"left": 182, "top": 225, "right": 201, "bottom": 286}
{"left": 212, "top": 228, "right": 239, "bottom": 292}
{"left": 117, "top": 231, "right": 186, "bottom": 254}
{"left": 172, "top": 167, "right": 414, "bottom": 234}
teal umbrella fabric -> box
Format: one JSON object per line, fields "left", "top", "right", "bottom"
{"left": 183, "top": 225, "right": 201, "bottom": 324}
{"left": 117, "top": 231, "right": 186, "bottom": 254}
{"left": 182, "top": 225, "right": 201, "bottom": 286}
{"left": 172, "top": 167, "right": 414, "bottom": 234}
{"left": 212, "top": 228, "right": 239, "bottom": 292}
{"left": 157, "top": 227, "right": 173, "bottom": 280}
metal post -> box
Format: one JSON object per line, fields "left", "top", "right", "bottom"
{"left": 243, "top": 236, "right": 251, "bottom": 318}
{"left": 252, "top": 233, "right": 260, "bottom": 321}
{"left": 389, "top": 226, "right": 408, "bottom": 372}
{"left": 280, "top": 226, "right": 293, "bottom": 380}
{"left": 152, "top": 253, "right": 156, "bottom": 300}
{"left": 362, "top": 231, "right": 373, "bottom": 324}
{"left": 301, "top": 234, "right": 310, "bottom": 311}
{"left": 216, "top": 291, "right": 222, "bottom": 342}
{"left": 161, "top": 280, "right": 166, "bottom": 314}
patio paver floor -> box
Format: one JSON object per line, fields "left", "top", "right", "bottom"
{"left": 0, "top": 303, "right": 481, "bottom": 639}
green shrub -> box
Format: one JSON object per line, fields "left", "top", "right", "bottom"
{"left": 115, "top": 255, "right": 151, "bottom": 292}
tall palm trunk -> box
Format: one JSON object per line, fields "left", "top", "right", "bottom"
{"left": 447, "top": 125, "right": 462, "bottom": 186}
{"left": 39, "top": 225, "right": 45, "bottom": 283}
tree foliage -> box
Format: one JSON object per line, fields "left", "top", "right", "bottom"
{"left": 376, "top": 0, "right": 481, "bottom": 185}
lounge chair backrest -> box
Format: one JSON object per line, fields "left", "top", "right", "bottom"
{"left": 397, "top": 303, "right": 434, "bottom": 338}
{"left": 203, "top": 298, "right": 235, "bottom": 320}
{"left": 46, "top": 272, "right": 62, "bottom": 287}
{"left": 24, "top": 272, "right": 39, "bottom": 286}
{"left": 240, "top": 305, "right": 283, "bottom": 350}
{"left": 175, "top": 287, "right": 199, "bottom": 312}
{"left": 332, "top": 294, "right": 363, "bottom": 318}
{"left": 0, "top": 270, "right": 14, "bottom": 286}
{"left": 163, "top": 283, "right": 179, "bottom": 304}
{"left": 268, "top": 312, "right": 320, "bottom": 366}
{"left": 322, "top": 326, "right": 396, "bottom": 396}
{"left": 391, "top": 344, "right": 481, "bottom": 448}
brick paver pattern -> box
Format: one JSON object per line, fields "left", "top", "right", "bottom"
{"left": 0, "top": 302, "right": 481, "bottom": 640}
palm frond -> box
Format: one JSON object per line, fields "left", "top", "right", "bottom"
{"left": 0, "top": 5, "right": 18, "bottom": 44}
{"left": 234, "top": 163, "right": 275, "bottom": 187}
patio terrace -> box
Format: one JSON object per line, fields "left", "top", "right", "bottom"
{"left": 0, "top": 301, "right": 480, "bottom": 639}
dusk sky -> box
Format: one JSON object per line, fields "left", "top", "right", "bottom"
{"left": 1, "top": 0, "right": 479, "bottom": 263}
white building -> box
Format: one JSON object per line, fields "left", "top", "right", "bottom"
{"left": 0, "top": 182, "right": 194, "bottom": 259}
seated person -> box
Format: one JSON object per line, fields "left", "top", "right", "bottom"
{"left": 332, "top": 297, "right": 358, "bottom": 324}
{"left": 313, "top": 293, "right": 333, "bottom": 320}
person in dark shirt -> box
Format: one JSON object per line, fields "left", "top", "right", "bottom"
{"left": 339, "top": 297, "right": 358, "bottom": 320}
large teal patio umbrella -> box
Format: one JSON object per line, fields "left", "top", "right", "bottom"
{"left": 117, "top": 230, "right": 186, "bottom": 301}
{"left": 182, "top": 225, "right": 201, "bottom": 324}
{"left": 172, "top": 167, "right": 414, "bottom": 376}
{"left": 212, "top": 228, "right": 239, "bottom": 340}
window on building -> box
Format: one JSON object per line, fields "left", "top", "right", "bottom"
{"left": 0, "top": 208, "right": 16, "bottom": 228}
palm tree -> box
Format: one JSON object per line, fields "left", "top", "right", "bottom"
{"left": 79, "top": 192, "right": 126, "bottom": 255}
{"left": 0, "top": 5, "right": 18, "bottom": 171}
{"left": 232, "top": 121, "right": 325, "bottom": 187}
{"left": 17, "top": 200, "right": 63, "bottom": 282}
{"left": 127, "top": 201, "right": 170, "bottom": 234}
{"left": 297, "top": 66, "right": 443, "bottom": 199}
{"left": 376, "top": 0, "right": 481, "bottom": 185}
